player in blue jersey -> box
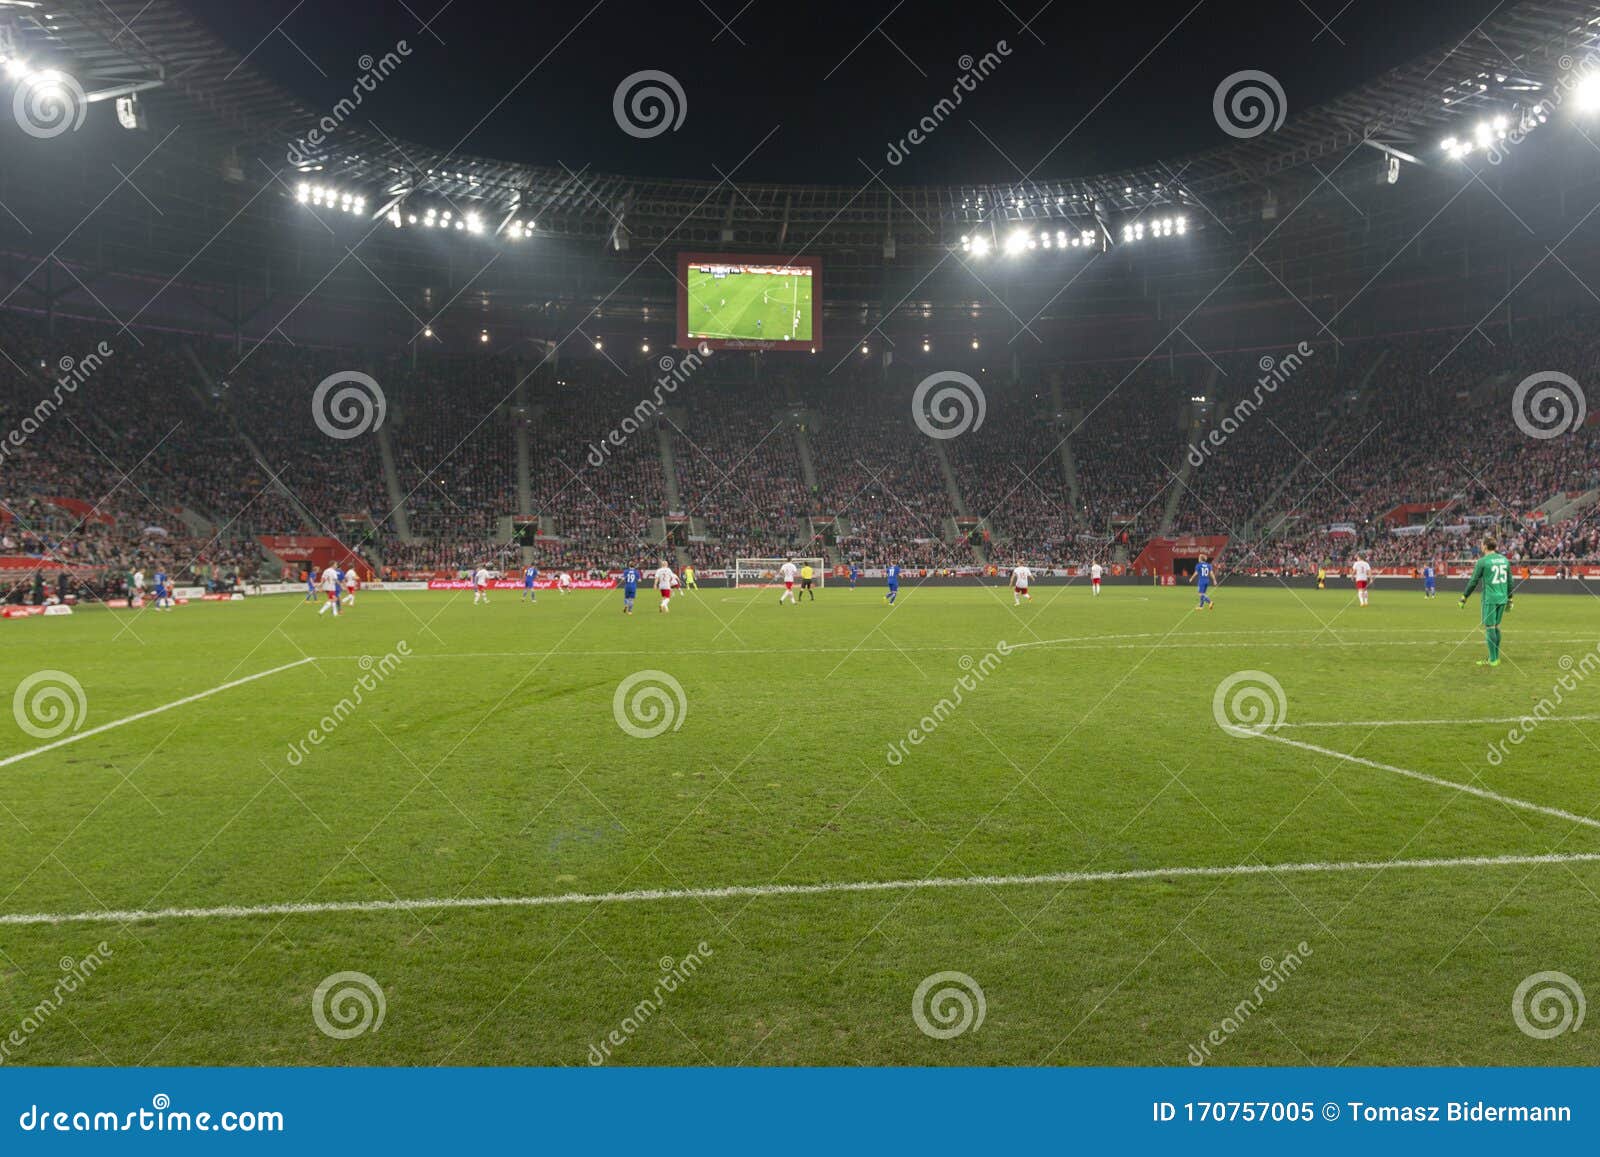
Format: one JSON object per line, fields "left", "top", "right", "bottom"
{"left": 885, "top": 562, "right": 901, "bottom": 605}
{"left": 305, "top": 566, "right": 318, "bottom": 601}
{"left": 522, "top": 563, "right": 539, "bottom": 602}
{"left": 1191, "top": 554, "right": 1214, "bottom": 610}
{"left": 1422, "top": 563, "right": 1437, "bottom": 599}
{"left": 153, "top": 570, "right": 171, "bottom": 611}
{"left": 849, "top": 562, "right": 859, "bottom": 590}
{"left": 621, "top": 565, "right": 640, "bottom": 614}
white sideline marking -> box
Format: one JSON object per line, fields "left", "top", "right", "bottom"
{"left": 0, "top": 657, "right": 317, "bottom": 770}
{"left": 1256, "top": 732, "right": 1600, "bottom": 830}
{"left": 3, "top": 851, "right": 1599, "bottom": 927}
{"left": 1282, "top": 714, "right": 1600, "bottom": 729}
{"left": 315, "top": 634, "right": 1600, "bottom": 661}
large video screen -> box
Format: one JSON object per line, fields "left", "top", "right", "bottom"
{"left": 677, "top": 254, "right": 820, "bottom": 351}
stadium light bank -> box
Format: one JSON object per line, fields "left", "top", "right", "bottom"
{"left": 1186, "top": 342, "right": 1315, "bottom": 468}
{"left": 884, "top": 40, "right": 1013, "bottom": 166}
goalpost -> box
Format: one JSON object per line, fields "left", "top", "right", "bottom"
{"left": 730, "top": 557, "right": 827, "bottom": 589}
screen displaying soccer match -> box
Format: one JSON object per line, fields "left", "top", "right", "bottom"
{"left": 677, "top": 254, "right": 820, "bottom": 350}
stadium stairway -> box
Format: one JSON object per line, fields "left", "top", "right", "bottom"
{"left": 1542, "top": 487, "right": 1599, "bottom": 524}
{"left": 657, "top": 420, "right": 683, "bottom": 512}
{"left": 930, "top": 438, "right": 970, "bottom": 517}
{"left": 1157, "top": 370, "right": 1215, "bottom": 535}
{"left": 375, "top": 422, "right": 416, "bottom": 542}
{"left": 790, "top": 413, "right": 819, "bottom": 494}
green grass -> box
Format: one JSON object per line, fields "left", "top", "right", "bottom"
{"left": 686, "top": 267, "right": 813, "bottom": 343}
{"left": 1, "top": 582, "right": 1597, "bottom": 1066}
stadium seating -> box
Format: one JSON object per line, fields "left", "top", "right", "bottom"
{"left": 4, "top": 308, "right": 1600, "bottom": 595}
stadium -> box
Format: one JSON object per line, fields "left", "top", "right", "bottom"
{"left": 1, "top": 0, "right": 1598, "bottom": 1079}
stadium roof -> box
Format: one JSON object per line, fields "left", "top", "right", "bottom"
{"left": 8, "top": 0, "right": 1600, "bottom": 247}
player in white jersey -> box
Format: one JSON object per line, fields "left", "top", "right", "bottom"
{"left": 317, "top": 565, "right": 342, "bottom": 615}
{"left": 1352, "top": 556, "right": 1372, "bottom": 606}
{"left": 557, "top": 571, "right": 573, "bottom": 593}
{"left": 1011, "top": 562, "right": 1034, "bottom": 605}
{"left": 653, "top": 560, "right": 677, "bottom": 613}
{"left": 473, "top": 565, "right": 491, "bottom": 604}
{"left": 778, "top": 560, "right": 799, "bottom": 604}
{"left": 341, "top": 568, "right": 360, "bottom": 606}
{"left": 1090, "top": 561, "right": 1103, "bottom": 596}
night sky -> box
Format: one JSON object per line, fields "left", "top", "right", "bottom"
{"left": 199, "top": 0, "right": 1503, "bottom": 183}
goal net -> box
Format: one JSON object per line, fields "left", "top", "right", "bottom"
{"left": 730, "top": 557, "right": 827, "bottom": 588}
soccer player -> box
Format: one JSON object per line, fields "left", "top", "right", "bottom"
{"left": 342, "top": 568, "right": 360, "bottom": 607}
{"left": 1316, "top": 565, "right": 1326, "bottom": 590}
{"left": 885, "top": 562, "right": 900, "bottom": 605}
{"left": 1011, "top": 561, "right": 1033, "bottom": 605}
{"left": 557, "top": 571, "right": 573, "bottom": 594}
{"left": 304, "top": 566, "right": 317, "bottom": 601}
{"left": 1192, "top": 554, "right": 1214, "bottom": 610}
{"left": 1352, "top": 554, "right": 1372, "bottom": 607}
{"left": 683, "top": 564, "right": 697, "bottom": 592}
{"left": 1422, "top": 562, "right": 1437, "bottom": 599}
{"left": 779, "top": 559, "right": 799, "bottom": 604}
{"left": 849, "top": 562, "right": 859, "bottom": 590}
{"left": 131, "top": 567, "right": 145, "bottom": 606}
{"left": 153, "top": 569, "right": 171, "bottom": 611}
{"left": 654, "top": 559, "right": 677, "bottom": 613}
{"left": 622, "top": 564, "right": 640, "bottom": 614}
{"left": 473, "top": 564, "right": 491, "bottom": 605}
{"left": 317, "top": 564, "right": 342, "bottom": 615}
{"left": 1460, "top": 537, "right": 1513, "bottom": 667}
{"left": 799, "top": 561, "right": 816, "bottom": 601}
{"left": 522, "top": 563, "right": 539, "bottom": 602}
{"left": 1090, "top": 561, "right": 1103, "bottom": 596}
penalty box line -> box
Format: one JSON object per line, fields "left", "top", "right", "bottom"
{"left": 2, "top": 851, "right": 1599, "bottom": 927}
{"left": 1255, "top": 731, "right": 1600, "bottom": 831}
{"left": 0, "top": 657, "right": 317, "bottom": 770}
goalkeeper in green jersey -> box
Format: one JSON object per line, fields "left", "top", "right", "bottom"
{"left": 1459, "top": 536, "right": 1513, "bottom": 666}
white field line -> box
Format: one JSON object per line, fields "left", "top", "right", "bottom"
{"left": 1282, "top": 714, "right": 1600, "bottom": 729}
{"left": 0, "top": 657, "right": 317, "bottom": 770}
{"left": 1256, "top": 731, "right": 1600, "bottom": 830}
{"left": 3, "top": 851, "right": 1599, "bottom": 927}
{"left": 313, "top": 632, "right": 1600, "bottom": 661}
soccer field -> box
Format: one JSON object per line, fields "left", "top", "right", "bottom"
{"left": 686, "top": 267, "right": 813, "bottom": 343}
{"left": 2, "top": 583, "right": 1597, "bottom": 1066}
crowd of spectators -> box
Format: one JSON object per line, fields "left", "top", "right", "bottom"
{"left": 6, "top": 308, "right": 1600, "bottom": 590}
